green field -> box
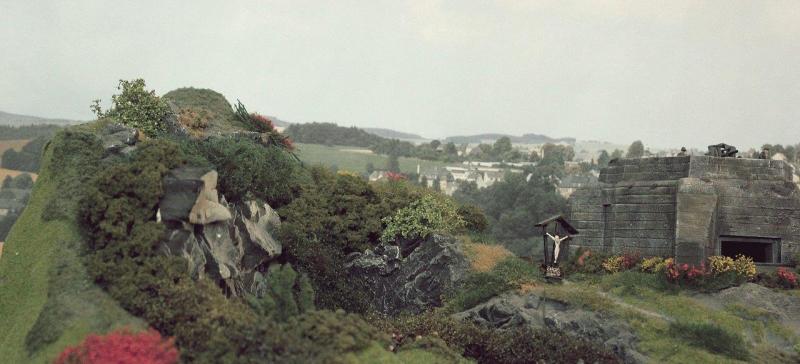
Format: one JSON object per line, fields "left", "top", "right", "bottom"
{"left": 294, "top": 143, "right": 450, "bottom": 175}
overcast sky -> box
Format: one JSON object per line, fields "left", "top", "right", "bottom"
{"left": 1, "top": 1, "right": 799, "bottom": 148}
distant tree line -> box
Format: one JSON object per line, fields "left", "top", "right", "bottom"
{"left": 0, "top": 125, "right": 62, "bottom": 140}
{"left": 1, "top": 136, "right": 49, "bottom": 172}
{"left": 286, "top": 122, "right": 576, "bottom": 164}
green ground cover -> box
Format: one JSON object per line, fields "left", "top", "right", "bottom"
{"left": 0, "top": 126, "right": 142, "bottom": 363}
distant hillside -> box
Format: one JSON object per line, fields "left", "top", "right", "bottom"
{"left": 0, "top": 111, "right": 76, "bottom": 126}
{"left": 445, "top": 133, "right": 575, "bottom": 145}
{"left": 363, "top": 128, "right": 424, "bottom": 141}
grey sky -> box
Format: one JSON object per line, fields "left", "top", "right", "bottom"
{"left": 1, "top": 1, "right": 799, "bottom": 148}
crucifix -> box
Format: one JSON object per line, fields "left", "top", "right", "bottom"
{"left": 546, "top": 233, "right": 571, "bottom": 264}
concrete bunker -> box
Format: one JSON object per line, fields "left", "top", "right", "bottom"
{"left": 568, "top": 154, "right": 800, "bottom": 264}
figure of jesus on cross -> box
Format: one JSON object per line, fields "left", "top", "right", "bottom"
{"left": 546, "top": 233, "right": 570, "bottom": 264}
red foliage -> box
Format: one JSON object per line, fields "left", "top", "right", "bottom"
{"left": 281, "top": 137, "right": 295, "bottom": 151}
{"left": 385, "top": 172, "right": 407, "bottom": 181}
{"left": 577, "top": 250, "right": 592, "bottom": 266}
{"left": 620, "top": 251, "right": 641, "bottom": 270}
{"left": 665, "top": 260, "right": 708, "bottom": 284}
{"left": 55, "top": 329, "right": 179, "bottom": 364}
{"left": 249, "top": 113, "right": 275, "bottom": 132}
{"left": 776, "top": 267, "right": 798, "bottom": 289}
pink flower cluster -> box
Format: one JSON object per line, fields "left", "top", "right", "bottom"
{"left": 55, "top": 329, "right": 179, "bottom": 364}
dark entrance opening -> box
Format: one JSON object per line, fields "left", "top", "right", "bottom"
{"left": 719, "top": 236, "right": 778, "bottom": 263}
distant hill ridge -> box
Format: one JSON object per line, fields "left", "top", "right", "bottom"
{"left": 362, "top": 128, "right": 424, "bottom": 140}
{"left": 0, "top": 111, "right": 77, "bottom": 126}
{"left": 445, "top": 133, "right": 575, "bottom": 145}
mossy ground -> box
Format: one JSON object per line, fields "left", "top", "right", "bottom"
{"left": 539, "top": 271, "right": 800, "bottom": 363}
{"left": 0, "top": 125, "right": 142, "bottom": 363}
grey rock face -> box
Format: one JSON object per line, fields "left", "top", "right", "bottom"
{"left": 453, "top": 292, "right": 646, "bottom": 364}
{"left": 347, "top": 234, "right": 470, "bottom": 315}
{"left": 99, "top": 123, "right": 139, "bottom": 157}
{"left": 158, "top": 167, "right": 281, "bottom": 296}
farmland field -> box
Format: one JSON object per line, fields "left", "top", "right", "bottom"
{"left": 294, "top": 143, "right": 450, "bottom": 175}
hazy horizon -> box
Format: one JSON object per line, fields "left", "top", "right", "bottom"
{"left": 2, "top": 1, "right": 799, "bottom": 149}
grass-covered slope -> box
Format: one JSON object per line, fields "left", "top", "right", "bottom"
{"left": 162, "top": 87, "right": 246, "bottom": 133}
{"left": 0, "top": 127, "right": 142, "bottom": 363}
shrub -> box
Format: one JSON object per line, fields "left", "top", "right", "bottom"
{"left": 246, "top": 264, "right": 315, "bottom": 322}
{"left": 176, "top": 108, "right": 211, "bottom": 131}
{"left": 182, "top": 136, "right": 302, "bottom": 207}
{"left": 566, "top": 248, "right": 607, "bottom": 274}
{"left": 381, "top": 194, "right": 465, "bottom": 244}
{"left": 602, "top": 252, "right": 642, "bottom": 273}
{"left": 92, "top": 79, "right": 172, "bottom": 137}
{"left": 668, "top": 321, "right": 749, "bottom": 360}
{"left": 279, "top": 310, "right": 389, "bottom": 362}
{"left": 233, "top": 100, "right": 295, "bottom": 151}
{"left": 708, "top": 255, "right": 735, "bottom": 275}
{"left": 732, "top": 254, "right": 757, "bottom": 280}
{"left": 377, "top": 312, "right": 620, "bottom": 364}
{"left": 55, "top": 329, "right": 179, "bottom": 364}
{"left": 457, "top": 204, "right": 488, "bottom": 233}
{"left": 640, "top": 256, "right": 665, "bottom": 273}
{"left": 773, "top": 267, "right": 799, "bottom": 289}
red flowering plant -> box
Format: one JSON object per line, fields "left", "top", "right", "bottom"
{"left": 385, "top": 172, "right": 407, "bottom": 181}
{"left": 55, "top": 328, "right": 179, "bottom": 364}
{"left": 620, "top": 251, "right": 642, "bottom": 270}
{"left": 776, "top": 267, "right": 798, "bottom": 289}
{"left": 664, "top": 260, "right": 709, "bottom": 286}
{"left": 233, "top": 100, "right": 297, "bottom": 154}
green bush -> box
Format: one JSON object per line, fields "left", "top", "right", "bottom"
{"left": 41, "top": 130, "right": 104, "bottom": 221}
{"left": 457, "top": 203, "right": 488, "bottom": 233}
{"left": 92, "top": 79, "right": 171, "bottom": 137}
{"left": 246, "top": 264, "right": 315, "bottom": 322}
{"left": 278, "top": 167, "right": 430, "bottom": 311}
{"left": 279, "top": 310, "right": 389, "bottom": 362}
{"left": 380, "top": 194, "right": 464, "bottom": 244}
{"left": 668, "top": 321, "right": 750, "bottom": 360}
{"left": 378, "top": 312, "right": 620, "bottom": 364}
{"left": 180, "top": 136, "right": 301, "bottom": 207}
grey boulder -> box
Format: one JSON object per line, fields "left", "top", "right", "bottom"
{"left": 453, "top": 292, "right": 647, "bottom": 364}
{"left": 158, "top": 167, "right": 281, "bottom": 296}
{"left": 347, "top": 234, "right": 470, "bottom": 316}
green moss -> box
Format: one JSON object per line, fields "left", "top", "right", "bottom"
{"left": 162, "top": 87, "right": 245, "bottom": 133}
{"left": 668, "top": 321, "right": 750, "bottom": 360}
{"left": 0, "top": 126, "right": 141, "bottom": 363}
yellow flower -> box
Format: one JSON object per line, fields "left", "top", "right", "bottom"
{"left": 640, "top": 256, "right": 665, "bottom": 273}
{"left": 602, "top": 256, "right": 625, "bottom": 273}
{"left": 708, "top": 256, "right": 734, "bottom": 275}
{"left": 733, "top": 255, "right": 756, "bottom": 280}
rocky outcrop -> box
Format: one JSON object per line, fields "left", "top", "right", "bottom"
{"left": 347, "top": 234, "right": 470, "bottom": 316}
{"left": 158, "top": 167, "right": 281, "bottom": 296}
{"left": 99, "top": 123, "right": 139, "bottom": 157}
{"left": 453, "top": 292, "right": 646, "bottom": 364}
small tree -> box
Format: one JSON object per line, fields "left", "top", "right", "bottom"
{"left": 597, "top": 150, "right": 611, "bottom": 167}
{"left": 92, "top": 79, "right": 171, "bottom": 137}
{"left": 246, "top": 264, "right": 315, "bottom": 322}
{"left": 387, "top": 153, "right": 400, "bottom": 173}
{"left": 626, "top": 140, "right": 645, "bottom": 158}
{"left": 380, "top": 194, "right": 465, "bottom": 243}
